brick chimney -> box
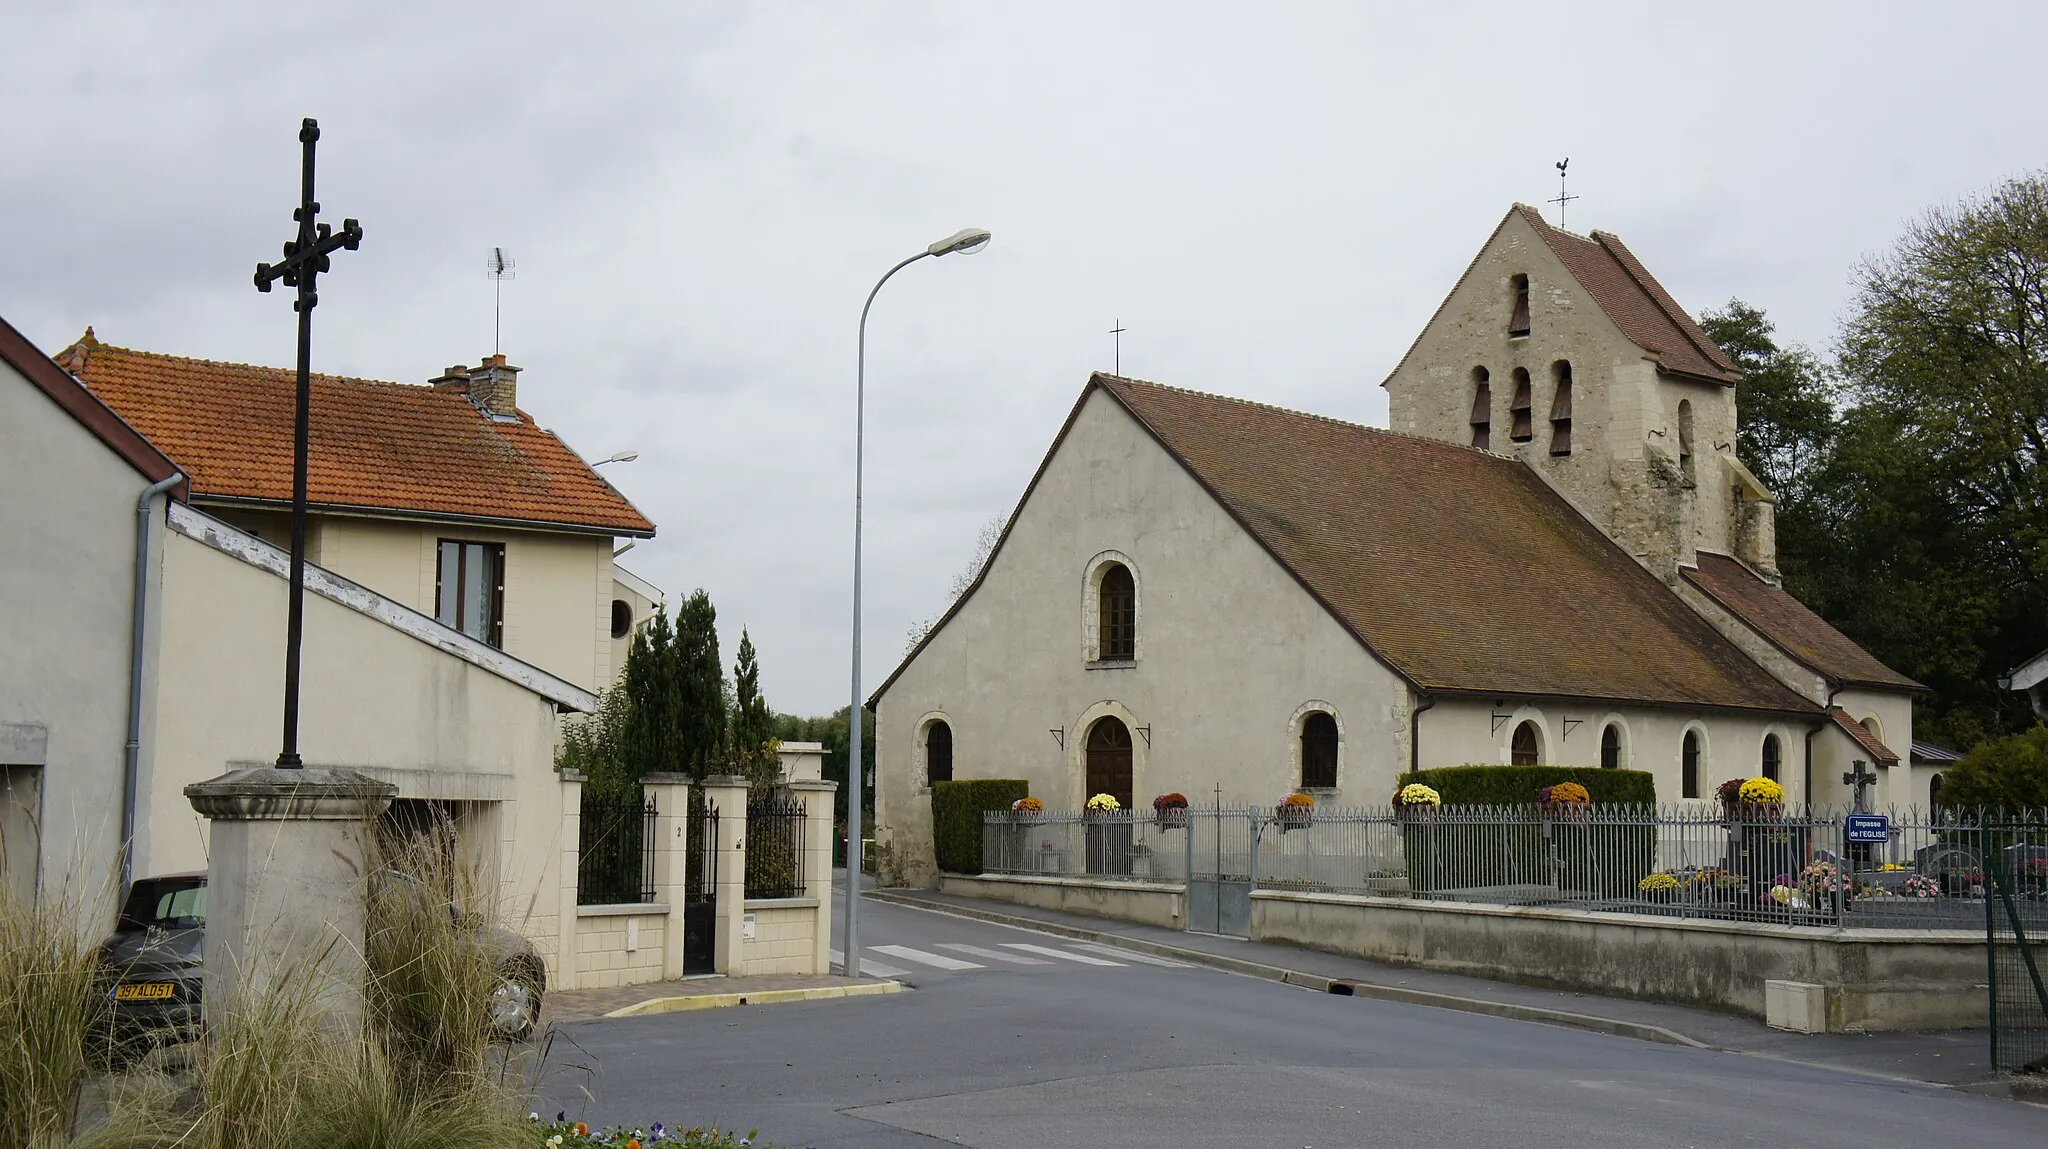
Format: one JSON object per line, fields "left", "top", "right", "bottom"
{"left": 467, "top": 354, "right": 521, "bottom": 418}
{"left": 428, "top": 364, "right": 470, "bottom": 391}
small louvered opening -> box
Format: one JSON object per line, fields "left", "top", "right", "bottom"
{"left": 1509, "top": 274, "right": 1531, "bottom": 337}
{"left": 1509, "top": 368, "right": 1533, "bottom": 442}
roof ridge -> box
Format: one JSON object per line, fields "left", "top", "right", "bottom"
{"left": 73, "top": 337, "right": 430, "bottom": 392}
{"left": 1590, "top": 231, "right": 1740, "bottom": 378}
{"left": 1098, "top": 373, "right": 1516, "bottom": 460}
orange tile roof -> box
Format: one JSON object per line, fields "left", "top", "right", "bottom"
{"left": 57, "top": 332, "right": 653, "bottom": 537}
{"left": 1683, "top": 552, "right": 1920, "bottom": 691}
{"left": 1829, "top": 707, "right": 1900, "bottom": 763}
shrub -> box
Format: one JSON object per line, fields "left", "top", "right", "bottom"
{"left": 1938, "top": 725, "right": 2048, "bottom": 812}
{"left": 931, "top": 779, "right": 1029, "bottom": 874}
{"left": 1397, "top": 765, "right": 1656, "bottom": 806}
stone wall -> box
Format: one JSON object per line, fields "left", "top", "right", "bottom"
{"left": 571, "top": 904, "right": 669, "bottom": 990}
{"left": 740, "top": 899, "right": 822, "bottom": 976}
{"left": 941, "top": 873, "right": 1185, "bottom": 931}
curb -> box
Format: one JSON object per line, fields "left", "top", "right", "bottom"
{"left": 603, "top": 980, "right": 902, "bottom": 1018}
{"left": 865, "top": 889, "right": 1708, "bottom": 1050}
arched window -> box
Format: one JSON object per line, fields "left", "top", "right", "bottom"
{"left": 1677, "top": 399, "right": 1695, "bottom": 482}
{"left": 1511, "top": 720, "right": 1540, "bottom": 766}
{"left": 1548, "top": 361, "right": 1573, "bottom": 457}
{"left": 1761, "top": 733, "right": 1782, "bottom": 782}
{"left": 1469, "top": 367, "right": 1492, "bottom": 450}
{"left": 1301, "top": 712, "right": 1339, "bottom": 789}
{"left": 1509, "top": 273, "right": 1531, "bottom": 337}
{"left": 1930, "top": 772, "right": 1945, "bottom": 808}
{"left": 1509, "top": 368, "right": 1533, "bottom": 442}
{"left": 1859, "top": 716, "right": 1884, "bottom": 745}
{"left": 610, "top": 599, "right": 633, "bottom": 640}
{"left": 926, "top": 720, "right": 953, "bottom": 786}
{"left": 1085, "top": 717, "right": 1134, "bottom": 810}
{"left": 1600, "top": 723, "right": 1622, "bottom": 769}
{"left": 1682, "top": 730, "right": 1702, "bottom": 799}
{"left": 1098, "top": 564, "right": 1136, "bottom": 660}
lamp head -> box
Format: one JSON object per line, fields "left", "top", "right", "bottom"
{"left": 607, "top": 451, "right": 639, "bottom": 464}
{"left": 928, "top": 228, "right": 992, "bottom": 257}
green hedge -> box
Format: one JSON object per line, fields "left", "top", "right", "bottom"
{"left": 1396, "top": 765, "right": 1657, "bottom": 806}
{"left": 932, "top": 779, "right": 1029, "bottom": 874}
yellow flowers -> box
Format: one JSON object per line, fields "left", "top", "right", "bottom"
{"left": 1638, "top": 873, "right": 1681, "bottom": 893}
{"left": 1737, "top": 777, "right": 1785, "bottom": 804}
{"left": 1544, "top": 782, "right": 1591, "bottom": 804}
{"left": 1396, "top": 783, "right": 1442, "bottom": 807}
{"left": 1012, "top": 796, "right": 1044, "bottom": 814}
{"left": 1280, "top": 791, "right": 1316, "bottom": 809}
{"left": 1085, "top": 793, "right": 1121, "bottom": 812}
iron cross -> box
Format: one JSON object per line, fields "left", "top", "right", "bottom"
{"left": 251, "top": 118, "right": 363, "bottom": 769}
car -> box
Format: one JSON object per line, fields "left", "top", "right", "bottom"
{"left": 97, "top": 872, "right": 550, "bottom": 1048}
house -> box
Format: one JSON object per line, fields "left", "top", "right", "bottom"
{"left": 870, "top": 206, "right": 1926, "bottom": 887}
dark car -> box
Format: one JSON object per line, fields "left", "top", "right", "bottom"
{"left": 97, "top": 873, "right": 549, "bottom": 1047}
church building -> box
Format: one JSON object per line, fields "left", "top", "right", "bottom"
{"left": 870, "top": 205, "right": 1926, "bottom": 888}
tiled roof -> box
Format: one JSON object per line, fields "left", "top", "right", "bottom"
{"left": 57, "top": 332, "right": 653, "bottom": 537}
{"left": 0, "top": 317, "right": 184, "bottom": 494}
{"left": 1512, "top": 205, "right": 1743, "bottom": 384}
{"left": 1682, "top": 552, "right": 1919, "bottom": 691}
{"left": 1829, "top": 707, "right": 1900, "bottom": 763}
{"left": 1092, "top": 376, "right": 1814, "bottom": 712}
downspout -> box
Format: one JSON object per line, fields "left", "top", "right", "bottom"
{"left": 1803, "top": 682, "right": 1842, "bottom": 810}
{"left": 1408, "top": 688, "right": 1436, "bottom": 776}
{"left": 122, "top": 472, "right": 183, "bottom": 895}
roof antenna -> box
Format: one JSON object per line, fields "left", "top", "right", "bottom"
{"left": 487, "top": 247, "right": 516, "bottom": 355}
{"left": 1548, "top": 159, "right": 1578, "bottom": 229}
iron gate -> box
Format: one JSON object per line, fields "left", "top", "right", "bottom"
{"left": 1987, "top": 822, "right": 2048, "bottom": 1074}
{"left": 682, "top": 792, "right": 719, "bottom": 975}
{"left": 1187, "top": 807, "right": 1256, "bottom": 938}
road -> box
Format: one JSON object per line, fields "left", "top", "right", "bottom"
{"left": 537, "top": 880, "right": 2048, "bottom": 1147}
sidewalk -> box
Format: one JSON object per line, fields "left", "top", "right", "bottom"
{"left": 542, "top": 972, "right": 899, "bottom": 1025}
{"left": 868, "top": 886, "right": 2017, "bottom": 1093}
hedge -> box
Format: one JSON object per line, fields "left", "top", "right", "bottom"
{"left": 1396, "top": 765, "right": 1657, "bottom": 806}
{"left": 932, "top": 779, "right": 1029, "bottom": 874}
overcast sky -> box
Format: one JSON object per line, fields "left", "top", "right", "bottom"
{"left": 5, "top": 3, "right": 2043, "bottom": 716}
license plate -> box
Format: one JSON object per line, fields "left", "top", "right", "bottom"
{"left": 114, "top": 982, "right": 175, "bottom": 1002}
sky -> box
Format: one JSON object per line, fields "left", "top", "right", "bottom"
{"left": 5, "top": 2, "right": 2045, "bottom": 716}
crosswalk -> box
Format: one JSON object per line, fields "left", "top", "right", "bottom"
{"left": 830, "top": 939, "right": 1194, "bottom": 978}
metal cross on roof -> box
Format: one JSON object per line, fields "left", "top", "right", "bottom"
{"left": 1110, "top": 319, "right": 1126, "bottom": 376}
{"left": 1549, "top": 158, "right": 1579, "bottom": 229}
{"left": 251, "top": 117, "right": 363, "bottom": 769}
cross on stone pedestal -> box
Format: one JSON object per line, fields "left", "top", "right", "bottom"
{"left": 250, "top": 117, "right": 363, "bottom": 768}
{"left": 1842, "top": 758, "right": 1877, "bottom": 813}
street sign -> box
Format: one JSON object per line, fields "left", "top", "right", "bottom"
{"left": 1845, "top": 813, "right": 1890, "bottom": 843}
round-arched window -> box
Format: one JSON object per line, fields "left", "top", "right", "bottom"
{"left": 1511, "top": 721, "right": 1540, "bottom": 766}
{"left": 1930, "top": 772, "right": 1945, "bottom": 808}
{"left": 1682, "top": 730, "right": 1703, "bottom": 799}
{"left": 1098, "top": 564, "right": 1136, "bottom": 660}
{"left": 1301, "top": 712, "right": 1338, "bottom": 790}
{"left": 1761, "top": 734, "right": 1782, "bottom": 782}
{"left": 926, "top": 720, "right": 953, "bottom": 786}
{"left": 610, "top": 599, "right": 633, "bottom": 639}
{"left": 1600, "top": 724, "right": 1622, "bottom": 769}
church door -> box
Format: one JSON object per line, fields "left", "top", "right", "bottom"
{"left": 1084, "top": 717, "right": 1134, "bottom": 810}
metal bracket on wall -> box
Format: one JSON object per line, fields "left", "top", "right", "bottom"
{"left": 1048, "top": 728, "right": 1065, "bottom": 750}
{"left": 1561, "top": 717, "right": 1582, "bottom": 740}
{"left": 1135, "top": 725, "right": 1152, "bottom": 749}
{"left": 1491, "top": 710, "right": 1514, "bottom": 735}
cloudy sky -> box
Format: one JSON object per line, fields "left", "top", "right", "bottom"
{"left": 5, "top": 3, "right": 2043, "bottom": 715}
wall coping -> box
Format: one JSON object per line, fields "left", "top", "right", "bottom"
{"left": 952, "top": 873, "right": 1185, "bottom": 897}
{"left": 1249, "top": 888, "right": 1983, "bottom": 945}
{"left": 575, "top": 902, "right": 670, "bottom": 918}
{"left": 744, "top": 897, "right": 822, "bottom": 910}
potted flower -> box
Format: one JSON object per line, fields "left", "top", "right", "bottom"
{"left": 1392, "top": 782, "right": 1442, "bottom": 823}
{"left": 1638, "top": 872, "right": 1681, "bottom": 903}
{"left": 1012, "top": 796, "right": 1044, "bottom": 819}
{"left": 1538, "top": 781, "right": 1591, "bottom": 822}
{"left": 1085, "top": 793, "right": 1121, "bottom": 819}
{"left": 1732, "top": 776, "right": 1785, "bottom": 821}
{"left": 1899, "top": 874, "right": 1942, "bottom": 899}
{"left": 1152, "top": 792, "right": 1189, "bottom": 830}
{"left": 1276, "top": 790, "right": 1315, "bottom": 830}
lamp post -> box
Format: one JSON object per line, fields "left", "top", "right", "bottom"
{"left": 843, "top": 227, "right": 991, "bottom": 977}
{"left": 591, "top": 451, "right": 639, "bottom": 467}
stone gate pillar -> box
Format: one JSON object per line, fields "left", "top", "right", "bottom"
{"left": 784, "top": 778, "right": 838, "bottom": 975}
{"left": 641, "top": 771, "right": 694, "bottom": 980}
{"left": 185, "top": 765, "right": 396, "bottom": 1034}
{"left": 700, "top": 774, "right": 749, "bottom": 975}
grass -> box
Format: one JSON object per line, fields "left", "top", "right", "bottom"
{"left": 0, "top": 878, "right": 116, "bottom": 1149}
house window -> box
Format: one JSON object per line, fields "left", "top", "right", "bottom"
{"left": 1682, "top": 730, "right": 1702, "bottom": 799}
{"left": 1677, "top": 399, "right": 1695, "bottom": 482}
{"left": 610, "top": 599, "right": 633, "bottom": 640}
{"left": 1511, "top": 720, "right": 1540, "bottom": 766}
{"left": 1509, "top": 368, "right": 1533, "bottom": 442}
{"left": 1761, "top": 733, "right": 1782, "bottom": 782}
{"left": 1469, "top": 368, "right": 1492, "bottom": 450}
{"left": 1098, "top": 564, "right": 1136, "bottom": 661}
{"left": 1548, "top": 361, "right": 1573, "bottom": 456}
{"left": 436, "top": 540, "right": 504, "bottom": 647}
{"left": 1930, "top": 772, "right": 1945, "bottom": 807}
{"left": 1301, "top": 712, "right": 1339, "bottom": 790}
{"left": 926, "top": 720, "right": 953, "bottom": 785}
{"left": 1509, "top": 274, "right": 1531, "bottom": 337}
{"left": 1600, "top": 723, "right": 1622, "bottom": 769}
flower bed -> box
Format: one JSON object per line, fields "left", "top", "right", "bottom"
{"left": 534, "top": 1116, "right": 774, "bottom": 1147}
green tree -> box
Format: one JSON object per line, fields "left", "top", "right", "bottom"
{"left": 617, "top": 606, "right": 682, "bottom": 787}
{"left": 730, "top": 628, "right": 779, "bottom": 788}
{"left": 773, "top": 706, "right": 873, "bottom": 827}
{"left": 671, "top": 589, "right": 728, "bottom": 779}
{"left": 1936, "top": 724, "right": 2048, "bottom": 813}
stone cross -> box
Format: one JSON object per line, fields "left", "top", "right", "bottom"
{"left": 1842, "top": 758, "right": 1877, "bottom": 813}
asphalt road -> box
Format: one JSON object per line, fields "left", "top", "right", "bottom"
{"left": 537, "top": 884, "right": 2048, "bottom": 1148}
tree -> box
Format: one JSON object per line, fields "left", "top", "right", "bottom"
{"left": 671, "top": 589, "right": 728, "bottom": 779}
{"left": 904, "top": 513, "right": 1008, "bottom": 654}
{"left": 1936, "top": 724, "right": 2048, "bottom": 813}
{"left": 730, "top": 628, "right": 779, "bottom": 789}
{"left": 772, "top": 706, "right": 873, "bottom": 827}
{"left": 616, "top": 606, "right": 681, "bottom": 785}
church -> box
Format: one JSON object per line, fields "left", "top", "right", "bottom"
{"left": 870, "top": 205, "right": 1926, "bottom": 888}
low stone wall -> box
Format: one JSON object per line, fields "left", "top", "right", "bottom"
{"left": 741, "top": 898, "right": 823, "bottom": 976}
{"left": 941, "top": 874, "right": 1185, "bottom": 930}
{"left": 571, "top": 903, "right": 669, "bottom": 990}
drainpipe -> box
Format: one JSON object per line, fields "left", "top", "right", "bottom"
{"left": 122, "top": 472, "right": 183, "bottom": 895}
{"left": 1408, "top": 688, "right": 1436, "bottom": 776}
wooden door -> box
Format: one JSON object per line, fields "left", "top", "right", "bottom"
{"left": 1085, "top": 717, "right": 1134, "bottom": 810}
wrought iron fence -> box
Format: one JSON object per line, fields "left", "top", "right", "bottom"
{"left": 982, "top": 804, "right": 2048, "bottom": 932}
{"left": 1985, "top": 817, "right": 2048, "bottom": 1073}
{"left": 578, "top": 790, "right": 657, "bottom": 905}
{"left": 745, "top": 794, "right": 808, "bottom": 899}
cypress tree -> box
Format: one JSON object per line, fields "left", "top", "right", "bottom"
{"left": 672, "top": 589, "right": 727, "bottom": 779}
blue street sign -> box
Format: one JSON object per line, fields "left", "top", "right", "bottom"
{"left": 1846, "top": 813, "right": 1890, "bottom": 843}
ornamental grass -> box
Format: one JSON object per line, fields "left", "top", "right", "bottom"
{"left": 0, "top": 873, "right": 117, "bottom": 1149}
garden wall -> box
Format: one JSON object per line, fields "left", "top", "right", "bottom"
{"left": 741, "top": 898, "right": 825, "bottom": 976}
{"left": 571, "top": 903, "right": 669, "bottom": 990}
{"left": 942, "top": 874, "right": 1185, "bottom": 930}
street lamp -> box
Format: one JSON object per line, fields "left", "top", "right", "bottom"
{"left": 843, "top": 227, "right": 991, "bottom": 977}
{"left": 592, "top": 450, "right": 639, "bottom": 467}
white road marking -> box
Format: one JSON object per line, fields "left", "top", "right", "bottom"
{"left": 873, "top": 945, "right": 984, "bottom": 971}
{"left": 829, "top": 949, "right": 913, "bottom": 978}
{"left": 936, "top": 943, "right": 1053, "bottom": 965}
{"left": 1002, "top": 942, "right": 1125, "bottom": 966}
{"left": 1070, "top": 943, "right": 1191, "bottom": 967}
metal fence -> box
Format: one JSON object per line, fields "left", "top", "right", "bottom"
{"left": 578, "top": 790, "right": 657, "bottom": 905}
{"left": 983, "top": 804, "right": 2048, "bottom": 932}
{"left": 745, "top": 794, "right": 808, "bottom": 899}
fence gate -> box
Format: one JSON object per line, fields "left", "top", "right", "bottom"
{"left": 682, "top": 791, "right": 719, "bottom": 976}
{"left": 1187, "top": 808, "right": 1255, "bottom": 938}
{"left": 1987, "top": 828, "right": 2048, "bottom": 1074}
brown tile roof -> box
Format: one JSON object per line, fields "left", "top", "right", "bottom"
{"left": 1512, "top": 205, "right": 1743, "bottom": 384}
{"left": 1683, "top": 552, "right": 1920, "bottom": 691}
{"left": 57, "top": 332, "right": 653, "bottom": 537}
{"left": 1829, "top": 707, "right": 1900, "bottom": 763}
{"left": 1, "top": 318, "right": 184, "bottom": 494}
{"left": 1072, "top": 376, "right": 1811, "bottom": 711}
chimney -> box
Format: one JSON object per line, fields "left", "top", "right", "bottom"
{"left": 428, "top": 364, "right": 470, "bottom": 390}
{"left": 467, "top": 353, "right": 521, "bottom": 418}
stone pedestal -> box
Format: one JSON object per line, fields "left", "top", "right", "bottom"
{"left": 701, "top": 774, "right": 749, "bottom": 974}
{"left": 776, "top": 741, "right": 826, "bottom": 783}
{"left": 185, "top": 765, "right": 396, "bottom": 1033}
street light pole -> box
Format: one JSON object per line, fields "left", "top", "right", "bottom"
{"left": 844, "top": 228, "right": 990, "bottom": 978}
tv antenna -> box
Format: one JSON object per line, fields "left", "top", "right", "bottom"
{"left": 487, "top": 247, "right": 516, "bottom": 354}
{"left": 1549, "top": 159, "right": 1578, "bottom": 229}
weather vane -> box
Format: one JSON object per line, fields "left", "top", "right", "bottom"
{"left": 1549, "top": 158, "right": 1579, "bottom": 229}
